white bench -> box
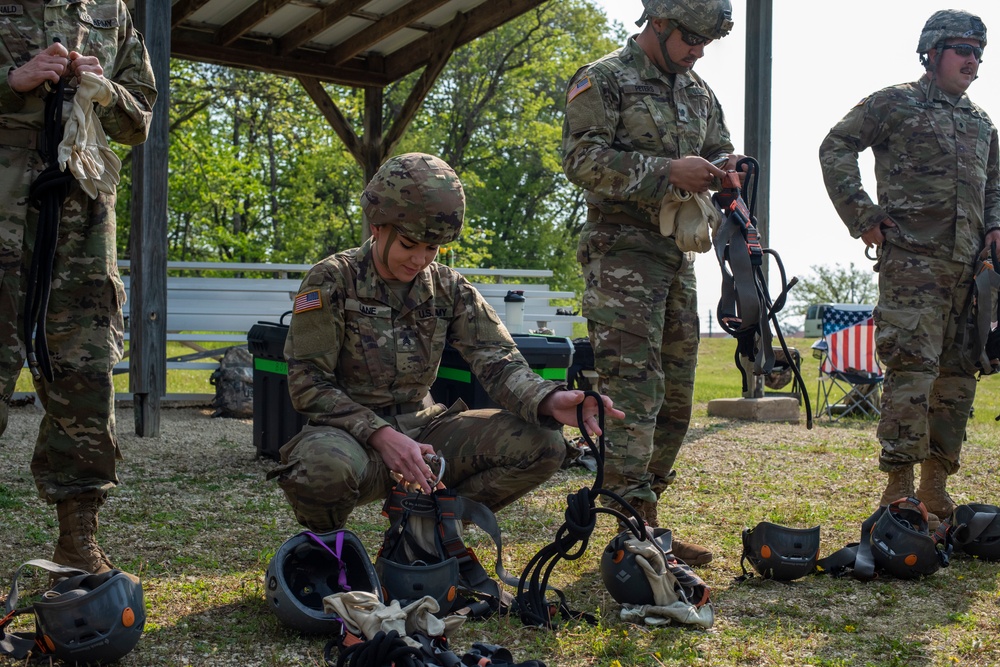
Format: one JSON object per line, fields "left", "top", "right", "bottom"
{"left": 117, "top": 261, "right": 585, "bottom": 374}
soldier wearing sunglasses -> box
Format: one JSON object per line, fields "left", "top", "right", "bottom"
{"left": 820, "top": 10, "right": 1000, "bottom": 525}
{"left": 561, "top": 0, "right": 744, "bottom": 567}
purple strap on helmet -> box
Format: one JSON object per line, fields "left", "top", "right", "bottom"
{"left": 303, "top": 531, "right": 350, "bottom": 591}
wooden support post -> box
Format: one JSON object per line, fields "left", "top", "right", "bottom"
{"left": 129, "top": 0, "right": 170, "bottom": 436}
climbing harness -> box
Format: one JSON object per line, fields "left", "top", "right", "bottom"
{"left": 712, "top": 157, "right": 812, "bottom": 427}
{"left": 377, "top": 454, "right": 519, "bottom": 620}
{"left": 959, "top": 242, "right": 1000, "bottom": 378}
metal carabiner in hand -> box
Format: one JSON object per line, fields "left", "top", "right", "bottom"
{"left": 423, "top": 451, "right": 445, "bottom": 488}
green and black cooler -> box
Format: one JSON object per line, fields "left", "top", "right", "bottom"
{"left": 430, "top": 334, "right": 574, "bottom": 409}
{"left": 247, "top": 317, "right": 306, "bottom": 461}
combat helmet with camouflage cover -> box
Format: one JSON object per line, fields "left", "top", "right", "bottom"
{"left": 917, "top": 9, "right": 987, "bottom": 56}
{"left": 637, "top": 0, "right": 734, "bottom": 41}
{"left": 361, "top": 153, "right": 465, "bottom": 245}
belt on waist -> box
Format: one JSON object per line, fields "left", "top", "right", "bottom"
{"left": 598, "top": 211, "right": 658, "bottom": 231}
{"left": 372, "top": 401, "right": 426, "bottom": 417}
{"left": 0, "top": 128, "right": 40, "bottom": 150}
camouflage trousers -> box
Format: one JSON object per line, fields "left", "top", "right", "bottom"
{"left": 577, "top": 221, "right": 698, "bottom": 504}
{"left": 0, "top": 146, "right": 123, "bottom": 503}
{"left": 269, "top": 405, "right": 566, "bottom": 531}
{"left": 874, "top": 244, "right": 977, "bottom": 474}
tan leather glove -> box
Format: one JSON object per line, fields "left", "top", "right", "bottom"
{"left": 621, "top": 537, "right": 715, "bottom": 628}
{"left": 324, "top": 590, "right": 408, "bottom": 641}
{"left": 58, "top": 72, "right": 120, "bottom": 199}
{"left": 658, "top": 186, "right": 721, "bottom": 254}
{"left": 658, "top": 185, "right": 692, "bottom": 238}
{"left": 324, "top": 591, "right": 465, "bottom": 644}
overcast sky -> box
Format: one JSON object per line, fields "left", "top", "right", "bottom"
{"left": 587, "top": 1, "right": 1000, "bottom": 332}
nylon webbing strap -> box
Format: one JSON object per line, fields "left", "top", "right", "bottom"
{"left": 814, "top": 507, "right": 885, "bottom": 580}
{"left": 304, "top": 531, "right": 350, "bottom": 591}
{"left": 0, "top": 559, "right": 89, "bottom": 660}
{"left": 970, "top": 256, "right": 1000, "bottom": 374}
{"left": 953, "top": 507, "right": 1000, "bottom": 547}
{"left": 23, "top": 79, "right": 74, "bottom": 383}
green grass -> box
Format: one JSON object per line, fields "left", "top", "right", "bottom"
{"left": 3, "top": 334, "right": 1000, "bottom": 666}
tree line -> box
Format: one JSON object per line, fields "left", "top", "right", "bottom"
{"left": 113, "top": 0, "right": 622, "bottom": 295}
{"left": 111, "top": 0, "right": 874, "bottom": 317}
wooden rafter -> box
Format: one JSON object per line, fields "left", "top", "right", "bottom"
{"left": 328, "top": 0, "right": 451, "bottom": 66}
{"left": 172, "top": 30, "right": 390, "bottom": 87}
{"left": 278, "top": 0, "right": 373, "bottom": 56}
{"left": 385, "top": 0, "right": 546, "bottom": 80}
{"left": 170, "top": 0, "right": 214, "bottom": 28}
{"left": 217, "top": 0, "right": 292, "bottom": 46}
{"left": 298, "top": 76, "right": 366, "bottom": 165}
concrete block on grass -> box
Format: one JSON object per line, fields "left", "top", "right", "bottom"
{"left": 706, "top": 397, "right": 800, "bottom": 423}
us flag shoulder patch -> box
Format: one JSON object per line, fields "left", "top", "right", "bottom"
{"left": 567, "top": 76, "right": 592, "bottom": 103}
{"left": 293, "top": 289, "right": 322, "bottom": 314}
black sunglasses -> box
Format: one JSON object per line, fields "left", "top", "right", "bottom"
{"left": 677, "top": 23, "right": 712, "bottom": 47}
{"left": 941, "top": 43, "right": 984, "bottom": 61}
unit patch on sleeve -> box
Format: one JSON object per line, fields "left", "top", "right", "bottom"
{"left": 567, "top": 75, "right": 593, "bottom": 103}
{"left": 293, "top": 289, "right": 322, "bottom": 314}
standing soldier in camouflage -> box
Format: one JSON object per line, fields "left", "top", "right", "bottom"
{"left": 268, "top": 153, "right": 625, "bottom": 531}
{"left": 0, "top": 2, "right": 156, "bottom": 573}
{"left": 819, "top": 10, "right": 1000, "bottom": 521}
{"left": 562, "top": 0, "right": 745, "bottom": 566}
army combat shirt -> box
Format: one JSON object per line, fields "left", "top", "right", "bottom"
{"left": 285, "top": 239, "right": 561, "bottom": 446}
{"left": 820, "top": 74, "right": 1000, "bottom": 262}
{"left": 0, "top": 0, "right": 156, "bottom": 143}
{"left": 562, "top": 37, "right": 734, "bottom": 231}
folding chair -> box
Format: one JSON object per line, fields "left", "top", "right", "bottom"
{"left": 812, "top": 307, "right": 883, "bottom": 420}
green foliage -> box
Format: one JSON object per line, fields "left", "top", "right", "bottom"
{"left": 145, "top": 1, "right": 618, "bottom": 289}
{"left": 790, "top": 262, "right": 879, "bottom": 316}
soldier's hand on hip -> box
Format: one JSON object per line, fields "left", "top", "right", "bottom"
{"left": 669, "top": 156, "right": 726, "bottom": 193}
{"left": 861, "top": 216, "right": 896, "bottom": 249}
{"left": 8, "top": 42, "right": 71, "bottom": 93}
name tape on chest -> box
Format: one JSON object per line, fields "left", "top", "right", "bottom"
{"left": 567, "top": 76, "right": 592, "bottom": 103}
{"left": 621, "top": 84, "right": 665, "bottom": 96}
{"left": 293, "top": 289, "right": 322, "bottom": 314}
{"left": 0, "top": 4, "right": 23, "bottom": 15}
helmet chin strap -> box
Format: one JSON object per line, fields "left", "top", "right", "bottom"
{"left": 655, "top": 19, "right": 689, "bottom": 74}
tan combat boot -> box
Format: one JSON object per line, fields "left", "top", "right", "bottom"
{"left": 879, "top": 465, "right": 915, "bottom": 507}
{"left": 52, "top": 491, "right": 114, "bottom": 575}
{"left": 917, "top": 459, "right": 957, "bottom": 520}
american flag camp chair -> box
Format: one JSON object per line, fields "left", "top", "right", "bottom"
{"left": 811, "top": 306, "right": 883, "bottom": 421}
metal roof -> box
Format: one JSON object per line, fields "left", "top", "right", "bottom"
{"left": 170, "top": 0, "right": 549, "bottom": 87}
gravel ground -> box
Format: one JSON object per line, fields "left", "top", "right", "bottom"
{"left": 2, "top": 402, "right": 1000, "bottom": 666}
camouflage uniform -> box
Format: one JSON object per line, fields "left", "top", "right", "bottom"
{"left": 819, "top": 74, "right": 1000, "bottom": 473}
{"left": 0, "top": 0, "right": 156, "bottom": 503}
{"left": 268, "top": 238, "right": 567, "bottom": 531}
{"left": 562, "top": 37, "right": 734, "bottom": 505}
